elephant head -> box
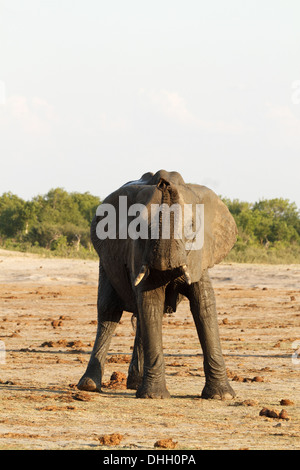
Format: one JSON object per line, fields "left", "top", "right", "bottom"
{"left": 91, "top": 169, "right": 237, "bottom": 287}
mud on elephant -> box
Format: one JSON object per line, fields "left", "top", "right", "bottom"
{"left": 77, "top": 170, "right": 237, "bottom": 399}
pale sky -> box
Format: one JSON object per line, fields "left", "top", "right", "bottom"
{"left": 0, "top": 0, "right": 300, "bottom": 206}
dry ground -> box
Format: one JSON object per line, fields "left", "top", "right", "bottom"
{"left": 0, "top": 249, "right": 299, "bottom": 450}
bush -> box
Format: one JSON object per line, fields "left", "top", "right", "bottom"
{"left": 0, "top": 188, "right": 100, "bottom": 259}
{"left": 222, "top": 197, "right": 300, "bottom": 264}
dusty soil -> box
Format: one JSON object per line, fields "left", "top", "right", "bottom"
{"left": 0, "top": 249, "right": 299, "bottom": 450}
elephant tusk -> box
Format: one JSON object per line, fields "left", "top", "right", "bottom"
{"left": 182, "top": 264, "right": 192, "bottom": 285}
{"left": 134, "top": 265, "right": 149, "bottom": 286}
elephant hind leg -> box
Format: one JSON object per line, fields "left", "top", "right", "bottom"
{"left": 77, "top": 266, "right": 123, "bottom": 392}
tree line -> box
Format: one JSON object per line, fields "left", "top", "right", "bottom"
{"left": 221, "top": 197, "right": 300, "bottom": 263}
{"left": 0, "top": 188, "right": 101, "bottom": 258}
{"left": 0, "top": 188, "right": 299, "bottom": 262}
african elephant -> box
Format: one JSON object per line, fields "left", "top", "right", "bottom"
{"left": 77, "top": 170, "right": 237, "bottom": 399}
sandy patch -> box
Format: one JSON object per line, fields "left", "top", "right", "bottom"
{"left": 0, "top": 250, "right": 299, "bottom": 449}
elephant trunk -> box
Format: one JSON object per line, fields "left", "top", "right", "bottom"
{"left": 135, "top": 178, "right": 191, "bottom": 284}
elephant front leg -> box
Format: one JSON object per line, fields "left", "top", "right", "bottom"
{"left": 136, "top": 288, "right": 170, "bottom": 399}
{"left": 77, "top": 312, "right": 122, "bottom": 392}
{"left": 189, "top": 271, "right": 235, "bottom": 400}
{"left": 127, "top": 315, "right": 144, "bottom": 390}
{"left": 77, "top": 267, "right": 123, "bottom": 393}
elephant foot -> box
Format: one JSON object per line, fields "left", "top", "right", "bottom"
{"left": 201, "top": 379, "right": 235, "bottom": 400}
{"left": 136, "top": 382, "right": 170, "bottom": 399}
{"left": 77, "top": 375, "right": 101, "bottom": 393}
{"left": 126, "top": 373, "right": 143, "bottom": 391}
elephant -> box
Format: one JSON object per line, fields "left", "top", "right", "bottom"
{"left": 77, "top": 170, "right": 237, "bottom": 399}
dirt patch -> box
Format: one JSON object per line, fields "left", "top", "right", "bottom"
{"left": 0, "top": 251, "right": 299, "bottom": 450}
{"left": 38, "top": 405, "right": 77, "bottom": 412}
{"left": 107, "top": 355, "right": 131, "bottom": 364}
{"left": 40, "top": 340, "right": 87, "bottom": 349}
{"left": 280, "top": 399, "right": 294, "bottom": 406}
{"left": 98, "top": 433, "right": 124, "bottom": 446}
{"left": 259, "top": 408, "right": 290, "bottom": 420}
{"left": 102, "top": 372, "right": 127, "bottom": 390}
{"left": 154, "top": 438, "right": 178, "bottom": 449}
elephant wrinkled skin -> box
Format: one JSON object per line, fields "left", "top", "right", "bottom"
{"left": 77, "top": 170, "right": 237, "bottom": 399}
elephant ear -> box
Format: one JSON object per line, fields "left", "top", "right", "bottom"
{"left": 186, "top": 184, "right": 237, "bottom": 275}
